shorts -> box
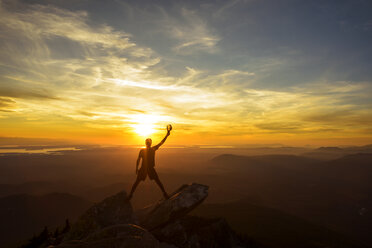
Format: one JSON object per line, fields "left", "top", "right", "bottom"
{"left": 137, "top": 166, "right": 159, "bottom": 181}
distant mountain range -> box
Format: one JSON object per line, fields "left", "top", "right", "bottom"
{"left": 192, "top": 199, "right": 366, "bottom": 248}
{"left": 0, "top": 193, "right": 91, "bottom": 248}
{"left": 0, "top": 181, "right": 66, "bottom": 198}
{"left": 209, "top": 153, "right": 372, "bottom": 246}
{"left": 302, "top": 145, "right": 372, "bottom": 160}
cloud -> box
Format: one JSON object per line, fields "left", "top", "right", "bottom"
{"left": 0, "top": 97, "right": 15, "bottom": 112}
{"left": 254, "top": 122, "right": 303, "bottom": 132}
{"left": 302, "top": 109, "right": 372, "bottom": 127}
{"left": 107, "top": 78, "right": 181, "bottom": 91}
{"left": 167, "top": 8, "right": 220, "bottom": 54}
{"left": 0, "top": 77, "right": 59, "bottom": 100}
{"left": 0, "top": 2, "right": 133, "bottom": 50}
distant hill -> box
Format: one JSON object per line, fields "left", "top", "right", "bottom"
{"left": 348, "top": 144, "right": 372, "bottom": 151}
{"left": 317, "top": 147, "right": 344, "bottom": 152}
{"left": 0, "top": 181, "right": 60, "bottom": 198}
{"left": 212, "top": 154, "right": 319, "bottom": 164}
{"left": 210, "top": 153, "right": 372, "bottom": 184}
{"left": 0, "top": 193, "right": 92, "bottom": 248}
{"left": 327, "top": 153, "right": 372, "bottom": 167}
{"left": 322, "top": 153, "right": 372, "bottom": 191}
{"left": 211, "top": 154, "right": 320, "bottom": 170}
{"left": 192, "top": 199, "right": 367, "bottom": 248}
{"left": 82, "top": 182, "right": 129, "bottom": 202}
{"left": 209, "top": 153, "right": 372, "bottom": 246}
{"left": 210, "top": 154, "right": 322, "bottom": 186}
{"left": 303, "top": 145, "right": 372, "bottom": 160}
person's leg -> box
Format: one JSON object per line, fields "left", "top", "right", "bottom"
{"left": 149, "top": 167, "right": 169, "bottom": 199}
{"left": 128, "top": 178, "right": 141, "bottom": 200}
{"left": 128, "top": 168, "right": 147, "bottom": 200}
{"left": 154, "top": 176, "right": 169, "bottom": 199}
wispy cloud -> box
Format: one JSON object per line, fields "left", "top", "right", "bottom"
{"left": 0, "top": 3, "right": 133, "bottom": 50}
{"left": 107, "top": 78, "right": 182, "bottom": 91}
{"left": 167, "top": 8, "right": 220, "bottom": 54}
{"left": 0, "top": 97, "right": 15, "bottom": 112}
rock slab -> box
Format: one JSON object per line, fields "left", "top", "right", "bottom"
{"left": 138, "top": 183, "right": 209, "bottom": 230}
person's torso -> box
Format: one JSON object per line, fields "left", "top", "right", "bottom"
{"left": 141, "top": 148, "right": 156, "bottom": 169}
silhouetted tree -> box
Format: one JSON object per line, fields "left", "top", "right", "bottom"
{"left": 54, "top": 227, "right": 59, "bottom": 237}
{"left": 62, "top": 218, "right": 70, "bottom": 234}
{"left": 19, "top": 226, "right": 49, "bottom": 248}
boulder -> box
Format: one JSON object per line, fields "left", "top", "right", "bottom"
{"left": 137, "top": 183, "right": 209, "bottom": 230}
{"left": 64, "top": 191, "right": 136, "bottom": 241}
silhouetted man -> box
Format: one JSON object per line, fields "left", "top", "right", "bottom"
{"left": 127, "top": 125, "right": 172, "bottom": 200}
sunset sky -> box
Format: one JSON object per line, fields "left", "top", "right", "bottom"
{"left": 0, "top": 0, "right": 371, "bottom": 146}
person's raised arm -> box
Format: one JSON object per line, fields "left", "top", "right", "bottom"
{"left": 153, "top": 125, "right": 172, "bottom": 150}
{"left": 136, "top": 150, "right": 142, "bottom": 174}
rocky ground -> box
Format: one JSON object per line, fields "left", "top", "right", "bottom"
{"left": 28, "top": 183, "right": 259, "bottom": 248}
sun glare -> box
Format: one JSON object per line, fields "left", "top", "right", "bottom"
{"left": 130, "top": 114, "right": 165, "bottom": 137}
{"left": 133, "top": 123, "right": 155, "bottom": 137}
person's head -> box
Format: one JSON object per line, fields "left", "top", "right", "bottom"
{"left": 145, "top": 138, "right": 152, "bottom": 148}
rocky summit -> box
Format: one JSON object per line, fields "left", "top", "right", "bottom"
{"left": 64, "top": 191, "right": 137, "bottom": 241}
{"left": 43, "top": 183, "right": 253, "bottom": 248}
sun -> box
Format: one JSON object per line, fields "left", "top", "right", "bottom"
{"left": 133, "top": 123, "right": 155, "bottom": 137}
{"left": 130, "top": 114, "right": 163, "bottom": 137}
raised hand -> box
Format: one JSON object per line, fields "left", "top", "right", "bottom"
{"left": 166, "top": 124, "right": 172, "bottom": 135}
{"left": 167, "top": 124, "right": 172, "bottom": 133}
